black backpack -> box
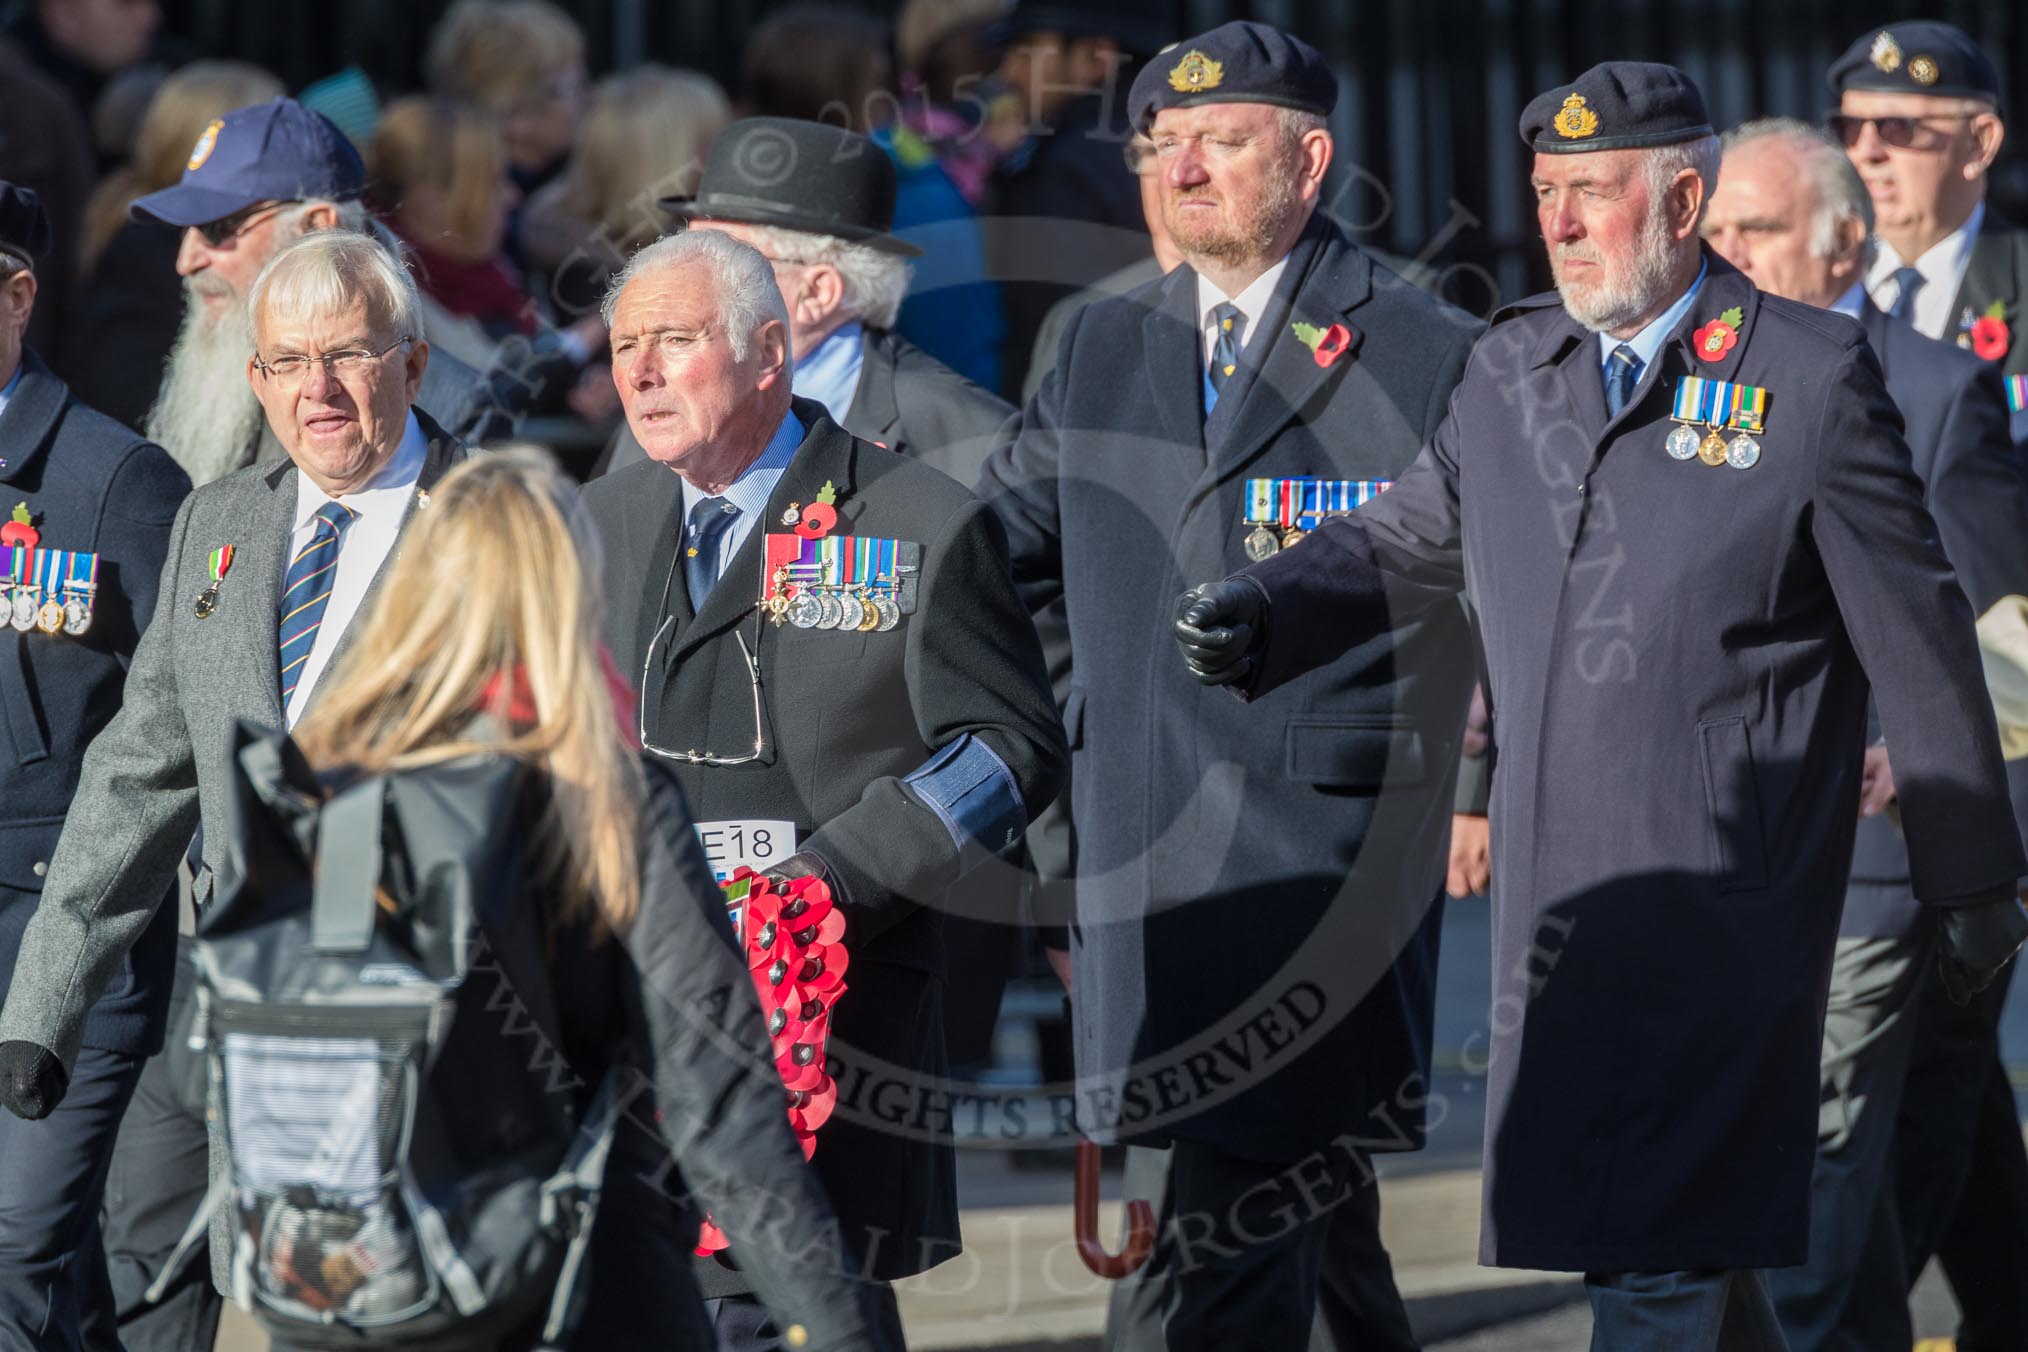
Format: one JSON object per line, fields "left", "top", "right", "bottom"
{"left": 155, "top": 722, "right": 620, "bottom": 1350}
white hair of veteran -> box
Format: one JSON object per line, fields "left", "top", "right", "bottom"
{"left": 246, "top": 228, "right": 424, "bottom": 344}
{"left": 728, "top": 222, "right": 912, "bottom": 329}
{"left": 1721, "top": 117, "right": 1875, "bottom": 257}
{"left": 601, "top": 228, "right": 792, "bottom": 361}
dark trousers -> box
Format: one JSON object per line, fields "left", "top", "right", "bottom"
{"left": 705, "top": 1284, "right": 904, "bottom": 1351}
{"left": 100, "top": 939, "right": 216, "bottom": 1352}
{"left": 1894, "top": 957, "right": 2028, "bottom": 1352}
{"left": 1585, "top": 1270, "right": 1786, "bottom": 1352}
{"left": 0, "top": 1043, "right": 145, "bottom": 1352}
{"left": 1765, "top": 929, "right": 1926, "bottom": 1351}
{"left": 1103, "top": 1141, "right": 1417, "bottom": 1352}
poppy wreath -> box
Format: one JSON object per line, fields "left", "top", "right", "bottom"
{"left": 695, "top": 867, "right": 852, "bottom": 1256}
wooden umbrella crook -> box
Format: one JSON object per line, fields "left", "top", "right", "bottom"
{"left": 1074, "top": 1139, "right": 1155, "bottom": 1277}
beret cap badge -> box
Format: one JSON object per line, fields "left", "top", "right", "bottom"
{"left": 186, "top": 119, "right": 224, "bottom": 172}
{"left": 1553, "top": 93, "right": 1600, "bottom": 139}
{"left": 1168, "top": 50, "right": 1225, "bottom": 93}
{"left": 1870, "top": 31, "right": 1902, "bottom": 74}
{"left": 1909, "top": 56, "right": 1940, "bottom": 86}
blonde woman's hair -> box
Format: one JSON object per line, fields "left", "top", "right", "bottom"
{"left": 370, "top": 96, "right": 508, "bottom": 263}
{"left": 550, "top": 66, "right": 730, "bottom": 252}
{"left": 425, "top": 0, "right": 585, "bottom": 110}
{"left": 81, "top": 62, "right": 285, "bottom": 273}
{"left": 292, "top": 447, "right": 644, "bottom": 933}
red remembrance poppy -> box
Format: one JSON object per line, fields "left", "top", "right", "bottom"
{"left": 1311, "top": 323, "right": 1352, "bottom": 368}
{"left": 1972, "top": 315, "right": 2010, "bottom": 362}
{"left": 1691, "top": 319, "right": 1737, "bottom": 361}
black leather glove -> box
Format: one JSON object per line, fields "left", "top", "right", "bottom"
{"left": 1937, "top": 892, "right": 2028, "bottom": 1005}
{"left": 1173, "top": 579, "right": 1268, "bottom": 687}
{"left": 0, "top": 1040, "right": 68, "bottom": 1121}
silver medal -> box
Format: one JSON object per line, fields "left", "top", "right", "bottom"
{"left": 788, "top": 591, "right": 823, "bottom": 628}
{"left": 816, "top": 593, "right": 843, "bottom": 629}
{"left": 874, "top": 595, "right": 901, "bottom": 631}
{"left": 1244, "top": 525, "right": 1281, "bottom": 562}
{"left": 1725, "top": 433, "right": 1761, "bottom": 470}
{"left": 11, "top": 587, "right": 37, "bottom": 632}
{"left": 63, "top": 596, "right": 90, "bottom": 635}
{"left": 1665, "top": 423, "right": 1701, "bottom": 461}
{"left": 836, "top": 593, "right": 865, "bottom": 631}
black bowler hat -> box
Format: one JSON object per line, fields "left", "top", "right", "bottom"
{"left": 1519, "top": 61, "right": 1713, "bottom": 153}
{"left": 1827, "top": 21, "right": 2001, "bottom": 105}
{"left": 0, "top": 182, "right": 51, "bottom": 271}
{"left": 659, "top": 117, "right": 922, "bottom": 257}
{"left": 1128, "top": 21, "right": 1337, "bottom": 134}
{"left": 989, "top": 1, "right": 1173, "bottom": 61}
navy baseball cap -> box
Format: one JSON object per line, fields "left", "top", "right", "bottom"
{"left": 130, "top": 98, "right": 365, "bottom": 228}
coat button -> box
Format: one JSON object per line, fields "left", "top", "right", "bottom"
{"left": 785, "top": 1326, "right": 808, "bottom": 1348}
{"left": 32, "top": 861, "right": 47, "bottom": 877}
{"left": 1576, "top": 483, "right": 1588, "bottom": 496}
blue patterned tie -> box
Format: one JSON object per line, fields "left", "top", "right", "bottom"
{"left": 1204, "top": 302, "right": 1245, "bottom": 413}
{"left": 1887, "top": 265, "right": 1924, "bottom": 321}
{"left": 277, "top": 501, "right": 356, "bottom": 705}
{"left": 1604, "top": 343, "right": 1642, "bottom": 418}
{"left": 684, "top": 496, "right": 739, "bottom": 610}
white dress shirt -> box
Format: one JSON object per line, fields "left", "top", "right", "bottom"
{"left": 0, "top": 361, "right": 21, "bottom": 420}
{"left": 1866, "top": 200, "right": 1984, "bottom": 342}
{"left": 676, "top": 406, "right": 804, "bottom": 588}
{"left": 281, "top": 413, "right": 426, "bottom": 727}
{"left": 1196, "top": 256, "right": 1292, "bottom": 368}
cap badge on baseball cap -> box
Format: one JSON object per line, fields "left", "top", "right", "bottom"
{"left": 1553, "top": 94, "right": 1599, "bottom": 139}
{"left": 187, "top": 120, "right": 224, "bottom": 172}
{"left": 1870, "top": 31, "right": 1902, "bottom": 73}
{"left": 1168, "top": 50, "right": 1224, "bottom": 93}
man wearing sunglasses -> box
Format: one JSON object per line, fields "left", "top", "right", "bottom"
{"left": 1828, "top": 22, "right": 2024, "bottom": 381}
{"left": 118, "top": 97, "right": 507, "bottom": 487}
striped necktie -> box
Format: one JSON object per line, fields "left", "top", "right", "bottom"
{"left": 1887, "top": 265, "right": 1924, "bottom": 321}
{"left": 1204, "top": 302, "right": 1244, "bottom": 413}
{"left": 278, "top": 500, "right": 356, "bottom": 706}
{"left": 1604, "top": 344, "right": 1642, "bottom": 418}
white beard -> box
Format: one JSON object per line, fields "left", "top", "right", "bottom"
{"left": 1551, "top": 198, "right": 1683, "bottom": 334}
{"left": 145, "top": 281, "right": 268, "bottom": 487}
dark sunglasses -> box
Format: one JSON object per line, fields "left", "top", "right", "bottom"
{"left": 1826, "top": 113, "right": 1974, "bottom": 150}
{"left": 194, "top": 200, "right": 295, "bottom": 247}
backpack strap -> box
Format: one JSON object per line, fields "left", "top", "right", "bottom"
{"left": 313, "top": 776, "right": 386, "bottom": 954}
{"left": 538, "top": 1072, "right": 628, "bottom": 1347}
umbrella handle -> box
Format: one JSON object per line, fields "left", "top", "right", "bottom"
{"left": 1074, "top": 1139, "right": 1155, "bottom": 1277}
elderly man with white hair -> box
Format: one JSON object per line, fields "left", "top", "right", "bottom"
{"left": 1179, "top": 60, "right": 2028, "bottom": 1350}
{"left": 1707, "top": 116, "right": 2028, "bottom": 1352}
{"left": 599, "top": 117, "right": 1011, "bottom": 488}
{"left": 583, "top": 227, "right": 1065, "bottom": 1352}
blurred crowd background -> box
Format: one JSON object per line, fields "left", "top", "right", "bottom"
{"left": 5, "top": 0, "right": 2026, "bottom": 471}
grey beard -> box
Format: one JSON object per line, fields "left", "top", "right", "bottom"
{"left": 145, "top": 301, "right": 267, "bottom": 487}
{"left": 1552, "top": 204, "right": 1684, "bottom": 334}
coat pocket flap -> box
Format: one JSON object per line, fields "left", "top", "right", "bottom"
{"left": 0, "top": 814, "right": 66, "bottom": 892}
{"left": 1285, "top": 718, "right": 1426, "bottom": 788}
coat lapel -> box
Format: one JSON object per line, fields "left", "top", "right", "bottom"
{"left": 1859, "top": 303, "right": 1895, "bottom": 387}
{"left": 1138, "top": 268, "right": 1208, "bottom": 468}
{"left": 1204, "top": 218, "right": 1368, "bottom": 484}
{"left": 0, "top": 351, "right": 67, "bottom": 485}
{"left": 845, "top": 329, "right": 902, "bottom": 450}
{"left": 240, "top": 459, "right": 299, "bottom": 726}
{"left": 1949, "top": 213, "right": 2022, "bottom": 330}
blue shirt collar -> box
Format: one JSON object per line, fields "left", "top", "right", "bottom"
{"left": 794, "top": 321, "right": 865, "bottom": 425}
{"left": 1600, "top": 257, "right": 1708, "bottom": 376}
{"left": 0, "top": 361, "right": 23, "bottom": 421}
{"left": 678, "top": 405, "right": 804, "bottom": 578}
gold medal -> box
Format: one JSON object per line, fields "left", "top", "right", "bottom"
{"left": 194, "top": 583, "right": 219, "bottom": 619}
{"left": 1697, "top": 427, "right": 1728, "bottom": 466}
{"left": 855, "top": 593, "right": 880, "bottom": 632}
{"left": 36, "top": 599, "right": 63, "bottom": 633}
{"left": 1280, "top": 527, "right": 1308, "bottom": 549}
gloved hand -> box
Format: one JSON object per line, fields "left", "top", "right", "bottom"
{"left": 766, "top": 851, "right": 846, "bottom": 906}
{"left": 1173, "top": 580, "right": 1268, "bottom": 687}
{"left": 1937, "top": 892, "right": 2028, "bottom": 1005}
{"left": 0, "top": 1040, "right": 68, "bottom": 1121}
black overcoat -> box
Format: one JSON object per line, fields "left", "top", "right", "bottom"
{"left": 582, "top": 402, "right": 1065, "bottom": 1290}
{"left": 979, "top": 213, "right": 1483, "bottom": 1165}
{"left": 1239, "top": 250, "right": 2028, "bottom": 1271}
{"left": 0, "top": 349, "right": 189, "bottom": 1055}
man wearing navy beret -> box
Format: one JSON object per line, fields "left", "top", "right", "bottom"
{"left": 0, "top": 181, "right": 190, "bottom": 1350}
{"left": 1176, "top": 59, "right": 2028, "bottom": 1349}
{"left": 983, "top": 20, "right": 1481, "bottom": 1351}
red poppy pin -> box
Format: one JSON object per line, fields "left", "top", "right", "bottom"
{"left": 1291, "top": 321, "right": 1352, "bottom": 369}
{"left": 0, "top": 503, "right": 40, "bottom": 551}
{"left": 794, "top": 480, "right": 840, "bottom": 539}
{"left": 1968, "top": 301, "right": 2011, "bottom": 363}
{"left": 1692, "top": 306, "right": 1743, "bottom": 362}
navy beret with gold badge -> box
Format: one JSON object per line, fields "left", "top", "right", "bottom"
{"left": 0, "top": 182, "right": 51, "bottom": 272}
{"left": 1827, "top": 21, "right": 2000, "bottom": 105}
{"left": 1518, "top": 61, "right": 1714, "bottom": 153}
{"left": 1128, "top": 21, "right": 1337, "bottom": 134}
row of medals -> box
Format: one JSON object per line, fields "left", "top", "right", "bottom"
{"left": 1666, "top": 421, "right": 1761, "bottom": 470}
{"left": 1245, "top": 524, "right": 1309, "bottom": 562}
{"left": 7, "top": 583, "right": 92, "bottom": 636}
{"left": 765, "top": 570, "right": 902, "bottom": 632}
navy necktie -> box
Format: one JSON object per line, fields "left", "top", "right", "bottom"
{"left": 1204, "top": 302, "right": 1244, "bottom": 413}
{"left": 278, "top": 500, "right": 356, "bottom": 706}
{"left": 1886, "top": 265, "right": 1924, "bottom": 321}
{"left": 1604, "top": 343, "right": 1642, "bottom": 419}
{"left": 684, "top": 496, "right": 739, "bottom": 610}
